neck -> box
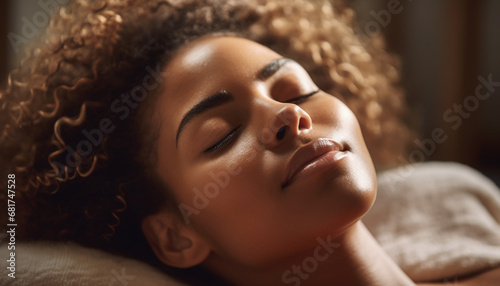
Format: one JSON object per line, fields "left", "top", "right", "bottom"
{"left": 205, "top": 222, "right": 415, "bottom": 286}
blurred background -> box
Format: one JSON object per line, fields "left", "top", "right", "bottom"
{"left": 1, "top": 0, "right": 499, "bottom": 185}
{"left": 347, "top": 0, "right": 500, "bottom": 186}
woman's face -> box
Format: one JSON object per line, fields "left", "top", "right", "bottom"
{"left": 154, "top": 36, "right": 376, "bottom": 268}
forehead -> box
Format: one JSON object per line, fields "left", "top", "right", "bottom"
{"left": 164, "top": 36, "right": 281, "bottom": 93}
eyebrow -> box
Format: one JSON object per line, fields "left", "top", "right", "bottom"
{"left": 175, "top": 57, "right": 293, "bottom": 147}
{"left": 176, "top": 90, "right": 234, "bottom": 147}
{"left": 256, "top": 58, "right": 292, "bottom": 81}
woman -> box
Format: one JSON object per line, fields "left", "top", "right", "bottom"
{"left": 146, "top": 34, "right": 416, "bottom": 285}
{"left": 1, "top": 0, "right": 498, "bottom": 285}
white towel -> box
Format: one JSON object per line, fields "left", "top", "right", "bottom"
{"left": 363, "top": 161, "right": 500, "bottom": 282}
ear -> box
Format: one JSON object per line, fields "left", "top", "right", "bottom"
{"left": 142, "top": 213, "right": 211, "bottom": 268}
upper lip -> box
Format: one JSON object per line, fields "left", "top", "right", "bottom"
{"left": 282, "top": 138, "right": 345, "bottom": 188}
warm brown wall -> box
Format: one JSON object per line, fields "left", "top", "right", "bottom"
{"left": 0, "top": 1, "right": 7, "bottom": 86}
{"left": 348, "top": 0, "right": 500, "bottom": 183}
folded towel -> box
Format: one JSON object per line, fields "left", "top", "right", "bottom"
{"left": 0, "top": 241, "right": 187, "bottom": 286}
{"left": 363, "top": 161, "right": 500, "bottom": 282}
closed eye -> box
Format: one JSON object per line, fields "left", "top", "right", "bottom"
{"left": 285, "top": 89, "right": 320, "bottom": 104}
{"left": 204, "top": 125, "right": 242, "bottom": 153}
{"left": 202, "top": 90, "right": 318, "bottom": 154}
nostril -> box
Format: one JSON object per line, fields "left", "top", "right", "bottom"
{"left": 298, "top": 117, "right": 311, "bottom": 130}
{"left": 276, "top": 125, "right": 287, "bottom": 140}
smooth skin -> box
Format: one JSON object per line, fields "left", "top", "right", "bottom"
{"left": 141, "top": 36, "right": 499, "bottom": 285}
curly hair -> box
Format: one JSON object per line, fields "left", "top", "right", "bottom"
{"left": 0, "top": 0, "right": 412, "bottom": 282}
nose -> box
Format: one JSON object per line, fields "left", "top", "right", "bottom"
{"left": 259, "top": 104, "right": 312, "bottom": 149}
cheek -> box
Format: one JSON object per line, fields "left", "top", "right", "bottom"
{"left": 330, "top": 100, "right": 377, "bottom": 218}
{"left": 305, "top": 96, "right": 377, "bottom": 222}
{"left": 181, "top": 164, "right": 287, "bottom": 266}
{"left": 171, "top": 146, "right": 280, "bottom": 257}
{"left": 313, "top": 96, "right": 373, "bottom": 158}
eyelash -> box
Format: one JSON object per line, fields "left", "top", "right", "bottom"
{"left": 203, "top": 89, "right": 319, "bottom": 154}
{"left": 286, "top": 89, "right": 320, "bottom": 104}
{"left": 204, "top": 125, "right": 242, "bottom": 153}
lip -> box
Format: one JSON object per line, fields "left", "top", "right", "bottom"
{"left": 282, "top": 138, "right": 347, "bottom": 188}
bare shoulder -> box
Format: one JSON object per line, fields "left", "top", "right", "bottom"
{"left": 416, "top": 267, "right": 500, "bottom": 286}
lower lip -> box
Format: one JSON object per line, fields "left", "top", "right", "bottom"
{"left": 286, "top": 150, "right": 348, "bottom": 187}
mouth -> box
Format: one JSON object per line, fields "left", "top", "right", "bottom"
{"left": 282, "top": 138, "right": 348, "bottom": 188}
